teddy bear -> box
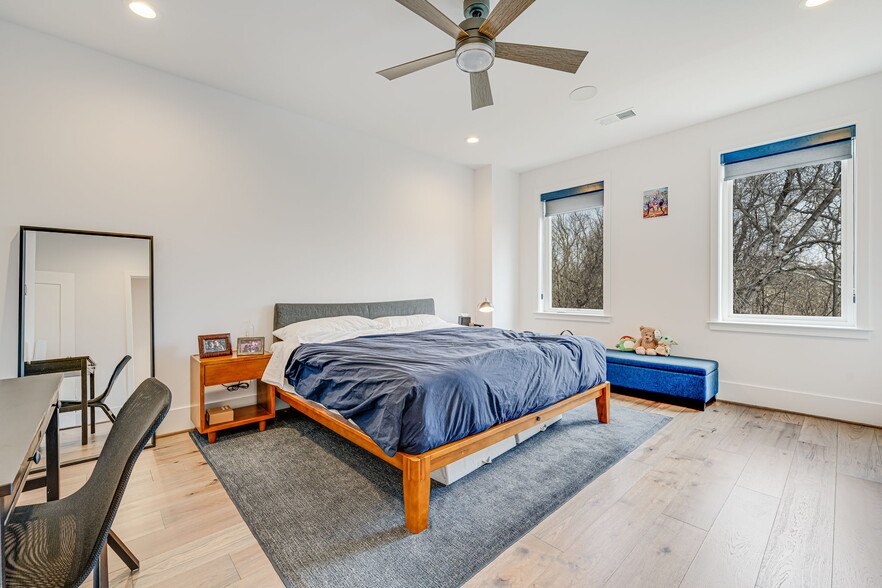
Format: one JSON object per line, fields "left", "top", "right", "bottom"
{"left": 634, "top": 326, "right": 660, "bottom": 355}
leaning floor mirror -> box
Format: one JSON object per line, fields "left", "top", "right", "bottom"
{"left": 18, "top": 226, "right": 155, "bottom": 467}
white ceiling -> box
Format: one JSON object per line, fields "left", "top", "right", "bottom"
{"left": 1, "top": 0, "right": 881, "bottom": 171}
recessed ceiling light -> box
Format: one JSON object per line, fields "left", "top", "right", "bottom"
{"left": 129, "top": 1, "right": 157, "bottom": 19}
{"left": 465, "top": 136, "right": 480, "bottom": 144}
{"left": 801, "top": 0, "right": 831, "bottom": 7}
{"left": 569, "top": 86, "right": 599, "bottom": 101}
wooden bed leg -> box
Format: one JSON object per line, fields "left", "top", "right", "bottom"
{"left": 596, "top": 383, "right": 611, "bottom": 424}
{"left": 402, "top": 456, "right": 430, "bottom": 533}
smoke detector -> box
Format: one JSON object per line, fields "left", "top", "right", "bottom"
{"left": 597, "top": 108, "right": 637, "bottom": 126}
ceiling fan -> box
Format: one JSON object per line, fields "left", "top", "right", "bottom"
{"left": 378, "top": 0, "right": 589, "bottom": 110}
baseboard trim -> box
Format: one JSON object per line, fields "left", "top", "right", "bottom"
{"left": 156, "top": 427, "right": 194, "bottom": 439}
{"left": 719, "top": 380, "right": 882, "bottom": 428}
{"left": 157, "top": 405, "right": 198, "bottom": 436}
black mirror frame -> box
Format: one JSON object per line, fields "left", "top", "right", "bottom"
{"left": 17, "top": 226, "right": 156, "bottom": 466}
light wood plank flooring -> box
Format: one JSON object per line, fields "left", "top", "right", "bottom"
{"left": 19, "top": 395, "right": 882, "bottom": 587}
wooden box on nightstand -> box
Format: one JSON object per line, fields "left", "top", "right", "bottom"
{"left": 190, "top": 353, "right": 275, "bottom": 443}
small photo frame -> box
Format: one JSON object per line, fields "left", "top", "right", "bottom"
{"left": 237, "top": 336, "right": 265, "bottom": 356}
{"left": 198, "top": 333, "right": 232, "bottom": 359}
{"left": 643, "top": 187, "right": 669, "bottom": 219}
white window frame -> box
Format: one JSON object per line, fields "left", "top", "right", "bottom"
{"left": 710, "top": 125, "right": 869, "bottom": 339}
{"left": 537, "top": 178, "right": 611, "bottom": 319}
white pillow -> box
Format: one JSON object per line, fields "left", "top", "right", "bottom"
{"left": 375, "top": 314, "right": 448, "bottom": 329}
{"left": 272, "top": 315, "right": 384, "bottom": 341}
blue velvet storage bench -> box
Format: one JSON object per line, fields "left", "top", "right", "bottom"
{"left": 605, "top": 349, "right": 719, "bottom": 410}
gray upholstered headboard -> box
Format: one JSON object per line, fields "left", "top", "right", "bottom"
{"left": 273, "top": 298, "right": 436, "bottom": 335}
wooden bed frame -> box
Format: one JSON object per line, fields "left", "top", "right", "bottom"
{"left": 274, "top": 383, "right": 610, "bottom": 533}
{"left": 269, "top": 298, "right": 611, "bottom": 533}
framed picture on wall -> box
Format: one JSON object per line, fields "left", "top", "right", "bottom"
{"left": 198, "top": 333, "right": 233, "bottom": 359}
{"left": 237, "top": 336, "right": 265, "bottom": 356}
{"left": 643, "top": 187, "right": 669, "bottom": 218}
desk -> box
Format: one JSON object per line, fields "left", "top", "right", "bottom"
{"left": 0, "top": 373, "right": 62, "bottom": 588}
{"left": 24, "top": 356, "right": 95, "bottom": 446}
{"left": 0, "top": 374, "right": 139, "bottom": 587}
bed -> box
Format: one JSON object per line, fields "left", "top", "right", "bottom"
{"left": 264, "top": 298, "right": 610, "bottom": 533}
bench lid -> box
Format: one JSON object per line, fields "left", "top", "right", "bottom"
{"left": 606, "top": 349, "right": 718, "bottom": 376}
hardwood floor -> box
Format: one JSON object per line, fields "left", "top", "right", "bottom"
{"left": 19, "top": 394, "right": 882, "bottom": 587}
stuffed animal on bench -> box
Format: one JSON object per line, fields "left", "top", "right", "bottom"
{"left": 615, "top": 335, "right": 636, "bottom": 352}
{"left": 656, "top": 335, "right": 679, "bottom": 356}
{"left": 634, "top": 326, "right": 660, "bottom": 355}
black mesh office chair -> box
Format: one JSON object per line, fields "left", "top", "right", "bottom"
{"left": 60, "top": 355, "right": 131, "bottom": 434}
{"left": 3, "top": 378, "right": 171, "bottom": 588}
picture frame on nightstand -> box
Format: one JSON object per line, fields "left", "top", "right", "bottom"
{"left": 198, "top": 333, "right": 233, "bottom": 359}
{"left": 237, "top": 336, "right": 265, "bottom": 356}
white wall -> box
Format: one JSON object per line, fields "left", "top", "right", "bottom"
{"left": 473, "top": 167, "right": 493, "bottom": 326}
{"left": 516, "top": 72, "right": 882, "bottom": 426}
{"left": 473, "top": 165, "right": 520, "bottom": 329}
{"left": 490, "top": 167, "right": 519, "bottom": 330}
{"left": 0, "top": 21, "right": 475, "bottom": 433}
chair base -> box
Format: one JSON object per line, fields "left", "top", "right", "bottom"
{"left": 93, "top": 545, "right": 109, "bottom": 588}
{"left": 108, "top": 530, "right": 139, "bottom": 571}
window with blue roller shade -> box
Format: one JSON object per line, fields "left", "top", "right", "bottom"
{"left": 540, "top": 180, "right": 606, "bottom": 312}
{"left": 719, "top": 125, "right": 857, "bottom": 322}
{"left": 721, "top": 125, "right": 855, "bottom": 181}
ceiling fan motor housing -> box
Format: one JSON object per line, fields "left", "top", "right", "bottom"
{"left": 463, "top": 1, "right": 489, "bottom": 19}
{"left": 455, "top": 16, "right": 495, "bottom": 73}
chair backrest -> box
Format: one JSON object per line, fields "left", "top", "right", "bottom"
{"left": 97, "top": 355, "right": 131, "bottom": 401}
{"left": 72, "top": 377, "right": 171, "bottom": 586}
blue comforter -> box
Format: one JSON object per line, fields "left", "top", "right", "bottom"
{"left": 284, "top": 327, "right": 606, "bottom": 456}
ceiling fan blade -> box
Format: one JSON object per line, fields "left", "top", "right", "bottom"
{"left": 495, "top": 42, "right": 588, "bottom": 74}
{"left": 470, "top": 71, "right": 493, "bottom": 110}
{"left": 477, "top": 0, "right": 537, "bottom": 39}
{"left": 394, "top": 0, "right": 467, "bottom": 39}
{"left": 378, "top": 49, "right": 456, "bottom": 80}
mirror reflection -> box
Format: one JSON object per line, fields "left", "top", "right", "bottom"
{"left": 19, "top": 228, "right": 154, "bottom": 465}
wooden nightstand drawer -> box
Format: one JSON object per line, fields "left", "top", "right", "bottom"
{"left": 203, "top": 359, "right": 267, "bottom": 386}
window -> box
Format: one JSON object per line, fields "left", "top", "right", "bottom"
{"left": 541, "top": 181, "right": 606, "bottom": 313}
{"left": 719, "top": 126, "right": 855, "bottom": 326}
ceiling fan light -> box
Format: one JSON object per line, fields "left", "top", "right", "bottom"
{"left": 456, "top": 43, "right": 495, "bottom": 73}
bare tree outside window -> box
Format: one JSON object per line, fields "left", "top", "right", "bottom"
{"left": 732, "top": 161, "right": 842, "bottom": 317}
{"left": 549, "top": 207, "right": 603, "bottom": 309}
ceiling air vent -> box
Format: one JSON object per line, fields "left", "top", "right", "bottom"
{"left": 597, "top": 108, "right": 637, "bottom": 126}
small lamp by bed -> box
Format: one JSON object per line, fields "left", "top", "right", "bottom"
{"left": 478, "top": 299, "right": 494, "bottom": 313}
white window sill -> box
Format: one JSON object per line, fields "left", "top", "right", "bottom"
{"left": 707, "top": 321, "right": 871, "bottom": 340}
{"left": 533, "top": 312, "right": 612, "bottom": 323}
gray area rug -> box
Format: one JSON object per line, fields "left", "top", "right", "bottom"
{"left": 191, "top": 403, "right": 669, "bottom": 588}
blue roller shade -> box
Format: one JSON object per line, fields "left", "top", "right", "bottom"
{"left": 541, "top": 181, "right": 604, "bottom": 217}
{"left": 722, "top": 125, "right": 855, "bottom": 181}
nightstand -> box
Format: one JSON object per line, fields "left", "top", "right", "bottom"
{"left": 190, "top": 353, "right": 275, "bottom": 443}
